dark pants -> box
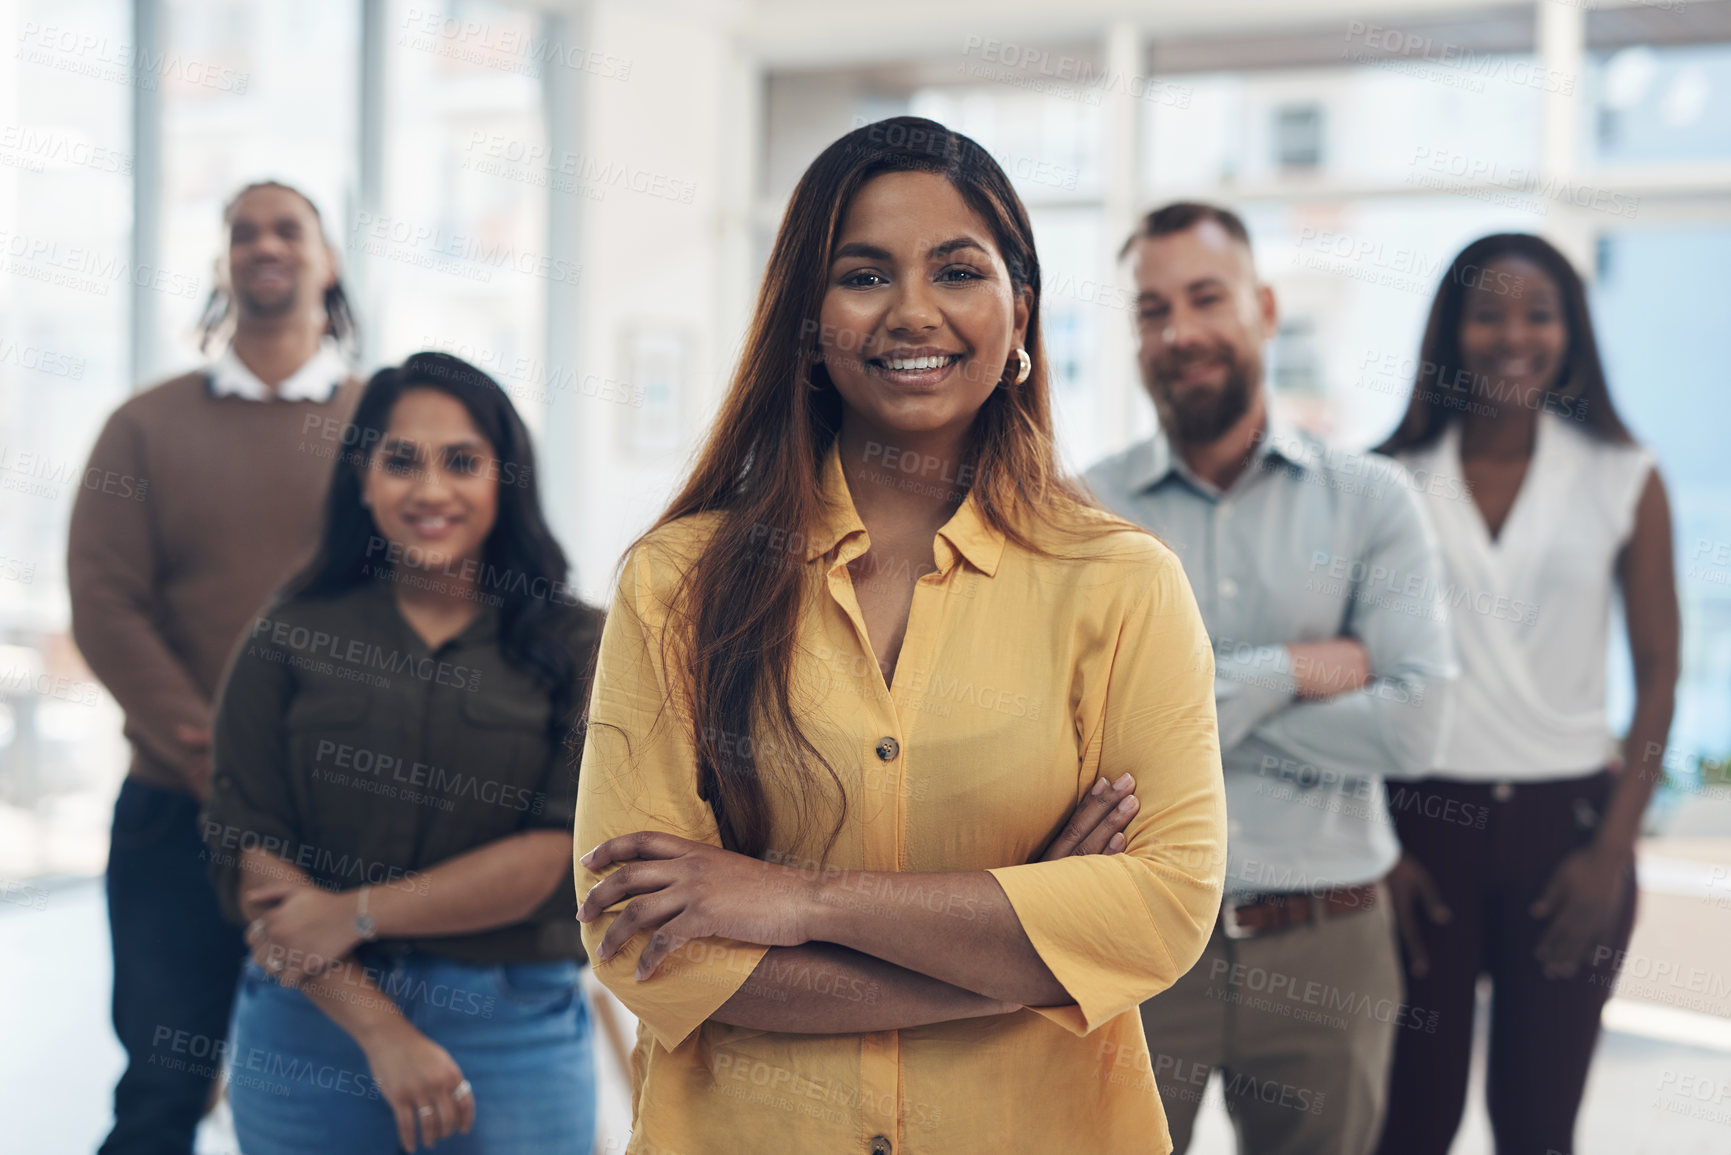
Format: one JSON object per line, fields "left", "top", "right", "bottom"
{"left": 1373, "top": 771, "right": 1636, "bottom": 1155}
{"left": 100, "top": 777, "right": 247, "bottom": 1155}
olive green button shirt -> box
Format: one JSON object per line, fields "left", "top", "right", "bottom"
{"left": 203, "top": 578, "right": 603, "bottom": 964}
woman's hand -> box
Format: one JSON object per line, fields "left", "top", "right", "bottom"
{"left": 357, "top": 1019, "right": 475, "bottom": 1151}
{"left": 577, "top": 832, "right": 818, "bottom": 980}
{"left": 1037, "top": 774, "right": 1139, "bottom": 862}
{"left": 242, "top": 880, "right": 361, "bottom": 989}
{"left": 1385, "top": 853, "right": 1451, "bottom": 979}
{"left": 1532, "top": 841, "right": 1633, "bottom": 980}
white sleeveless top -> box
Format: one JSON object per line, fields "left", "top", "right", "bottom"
{"left": 1398, "top": 412, "right": 1654, "bottom": 780}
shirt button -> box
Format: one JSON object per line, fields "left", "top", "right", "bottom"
{"left": 1219, "top": 578, "right": 1238, "bottom": 598}
{"left": 875, "top": 737, "right": 900, "bottom": 762}
{"left": 1491, "top": 782, "right": 1514, "bottom": 802}
{"left": 870, "top": 1138, "right": 892, "bottom": 1155}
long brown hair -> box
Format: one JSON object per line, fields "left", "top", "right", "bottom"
{"left": 626, "top": 116, "right": 1102, "bottom": 858}
{"left": 1377, "top": 233, "right": 1634, "bottom": 455}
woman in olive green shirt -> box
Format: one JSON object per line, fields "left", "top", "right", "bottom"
{"left": 202, "top": 352, "right": 602, "bottom": 1153}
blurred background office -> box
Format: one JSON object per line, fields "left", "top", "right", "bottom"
{"left": 0, "top": 0, "right": 1727, "bottom": 1151}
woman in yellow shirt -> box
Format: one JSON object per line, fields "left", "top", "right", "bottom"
{"left": 573, "top": 116, "right": 1226, "bottom": 1155}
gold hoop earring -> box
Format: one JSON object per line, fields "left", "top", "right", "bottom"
{"left": 1011, "top": 347, "right": 1031, "bottom": 386}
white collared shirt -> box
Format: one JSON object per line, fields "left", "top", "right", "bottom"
{"left": 208, "top": 338, "right": 349, "bottom": 403}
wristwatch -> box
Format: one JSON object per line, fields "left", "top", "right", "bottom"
{"left": 354, "top": 885, "right": 378, "bottom": 942}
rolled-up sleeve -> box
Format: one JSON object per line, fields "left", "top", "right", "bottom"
{"left": 574, "top": 546, "right": 769, "bottom": 1052}
{"left": 202, "top": 620, "right": 301, "bottom": 926}
{"left": 987, "top": 550, "right": 1226, "bottom": 1036}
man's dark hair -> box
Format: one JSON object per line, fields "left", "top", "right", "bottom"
{"left": 1119, "top": 201, "right": 1253, "bottom": 260}
{"left": 196, "top": 180, "right": 358, "bottom": 354}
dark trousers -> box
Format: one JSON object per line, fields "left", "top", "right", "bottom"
{"left": 100, "top": 777, "right": 247, "bottom": 1155}
{"left": 1373, "top": 771, "right": 1636, "bottom": 1155}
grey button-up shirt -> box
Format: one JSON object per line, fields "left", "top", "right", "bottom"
{"left": 1085, "top": 415, "right": 1456, "bottom": 897}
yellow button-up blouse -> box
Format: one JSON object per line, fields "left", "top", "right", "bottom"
{"left": 576, "top": 444, "right": 1226, "bottom": 1155}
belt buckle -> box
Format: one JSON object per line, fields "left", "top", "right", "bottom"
{"left": 1221, "top": 896, "right": 1256, "bottom": 940}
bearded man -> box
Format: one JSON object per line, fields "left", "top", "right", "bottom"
{"left": 1084, "top": 202, "right": 1457, "bottom": 1155}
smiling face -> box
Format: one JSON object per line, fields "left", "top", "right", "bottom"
{"left": 224, "top": 185, "right": 337, "bottom": 323}
{"left": 817, "top": 170, "right": 1030, "bottom": 445}
{"left": 361, "top": 388, "right": 500, "bottom": 574}
{"left": 1128, "top": 219, "right": 1276, "bottom": 446}
{"left": 1457, "top": 256, "right": 1569, "bottom": 408}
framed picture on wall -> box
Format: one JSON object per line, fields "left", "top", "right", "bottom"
{"left": 620, "top": 323, "right": 690, "bottom": 456}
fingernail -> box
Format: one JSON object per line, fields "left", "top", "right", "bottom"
{"left": 1117, "top": 795, "right": 1137, "bottom": 813}
{"left": 1090, "top": 778, "right": 1107, "bottom": 797}
{"left": 1112, "top": 773, "right": 1132, "bottom": 791}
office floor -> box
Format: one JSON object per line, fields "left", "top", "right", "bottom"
{"left": 3, "top": 870, "right": 1727, "bottom": 1155}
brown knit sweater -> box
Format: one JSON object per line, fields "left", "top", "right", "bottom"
{"left": 68, "top": 370, "right": 363, "bottom": 797}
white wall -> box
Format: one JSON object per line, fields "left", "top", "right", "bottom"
{"left": 548, "top": 0, "right": 758, "bottom": 604}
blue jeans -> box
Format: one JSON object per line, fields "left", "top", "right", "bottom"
{"left": 227, "top": 950, "right": 595, "bottom": 1154}
{"left": 101, "top": 778, "right": 247, "bottom": 1155}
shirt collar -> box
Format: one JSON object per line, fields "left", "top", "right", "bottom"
{"left": 804, "top": 440, "right": 1007, "bottom": 578}
{"left": 1132, "top": 407, "right": 1313, "bottom": 496}
{"left": 363, "top": 571, "right": 501, "bottom": 652}
{"left": 209, "top": 338, "right": 348, "bottom": 403}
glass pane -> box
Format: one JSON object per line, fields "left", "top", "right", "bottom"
{"left": 1146, "top": 62, "right": 1542, "bottom": 190}
{"left": 1027, "top": 207, "right": 1108, "bottom": 471}
{"left": 0, "top": 0, "right": 132, "bottom": 880}
{"left": 1592, "top": 224, "right": 1731, "bottom": 773}
{"left": 1590, "top": 43, "right": 1731, "bottom": 167}
{"left": 373, "top": 0, "right": 551, "bottom": 435}
{"left": 909, "top": 84, "right": 1104, "bottom": 203}
{"left": 157, "top": 0, "right": 361, "bottom": 378}
{"left": 1241, "top": 196, "right": 1549, "bottom": 449}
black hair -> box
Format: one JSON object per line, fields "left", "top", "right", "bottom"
{"left": 196, "top": 180, "right": 358, "bottom": 354}
{"left": 284, "top": 351, "right": 579, "bottom": 724}
{"left": 1377, "top": 233, "right": 1634, "bottom": 454}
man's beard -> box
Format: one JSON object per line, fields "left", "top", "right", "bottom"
{"left": 1146, "top": 346, "right": 1255, "bottom": 446}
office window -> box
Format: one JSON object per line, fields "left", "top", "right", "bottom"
{"left": 1271, "top": 315, "right": 1322, "bottom": 391}
{"left": 1591, "top": 43, "right": 1731, "bottom": 166}
{"left": 909, "top": 85, "right": 1103, "bottom": 203}
{"left": 372, "top": 0, "right": 551, "bottom": 433}
{"left": 156, "top": 0, "right": 361, "bottom": 377}
{"left": 1144, "top": 62, "right": 1541, "bottom": 190}
{"left": 1593, "top": 224, "right": 1731, "bottom": 773}
{"left": 1273, "top": 103, "right": 1324, "bottom": 169}
{"left": 0, "top": 0, "right": 133, "bottom": 879}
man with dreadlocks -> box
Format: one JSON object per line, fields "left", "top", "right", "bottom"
{"left": 69, "top": 181, "right": 363, "bottom": 1154}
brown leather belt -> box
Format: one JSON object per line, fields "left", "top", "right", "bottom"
{"left": 1219, "top": 883, "right": 1381, "bottom": 940}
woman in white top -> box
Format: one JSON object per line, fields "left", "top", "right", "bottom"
{"left": 1371, "top": 233, "right": 1679, "bottom": 1155}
